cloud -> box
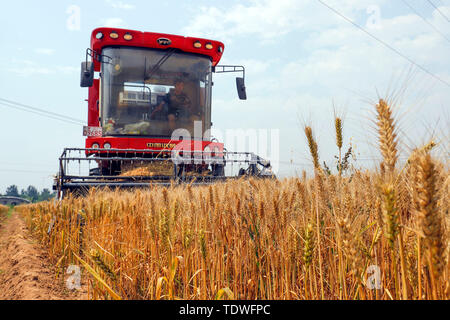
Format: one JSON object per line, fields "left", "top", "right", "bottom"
{"left": 202, "top": 1, "right": 450, "bottom": 100}
{"left": 182, "top": 0, "right": 389, "bottom": 42}
{"left": 105, "top": 0, "right": 135, "bottom": 10}
{"left": 56, "top": 66, "right": 79, "bottom": 75}
{"left": 34, "top": 48, "right": 55, "bottom": 55}
{"left": 204, "top": 1, "right": 450, "bottom": 167}
{"left": 7, "top": 59, "right": 78, "bottom": 77}
{"left": 100, "top": 18, "right": 126, "bottom": 28}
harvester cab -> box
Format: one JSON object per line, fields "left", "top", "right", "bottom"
{"left": 54, "top": 28, "right": 273, "bottom": 198}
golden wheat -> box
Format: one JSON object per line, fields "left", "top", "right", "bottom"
{"left": 0, "top": 204, "right": 9, "bottom": 216}
{"left": 14, "top": 98, "right": 449, "bottom": 300}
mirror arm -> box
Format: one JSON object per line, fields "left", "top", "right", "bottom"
{"left": 86, "top": 48, "right": 112, "bottom": 65}
{"left": 213, "top": 65, "right": 247, "bottom": 100}
{"left": 213, "top": 65, "right": 245, "bottom": 80}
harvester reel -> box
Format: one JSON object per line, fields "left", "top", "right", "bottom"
{"left": 54, "top": 148, "right": 274, "bottom": 198}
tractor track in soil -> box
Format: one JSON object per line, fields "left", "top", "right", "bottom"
{"left": 0, "top": 211, "right": 88, "bottom": 300}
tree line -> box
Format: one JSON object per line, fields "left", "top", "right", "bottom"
{"left": 1, "top": 185, "right": 56, "bottom": 203}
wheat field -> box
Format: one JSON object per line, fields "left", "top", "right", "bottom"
{"left": 17, "top": 99, "right": 449, "bottom": 300}
{"left": 0, "top": 204, "right": 9, "bottom": 216}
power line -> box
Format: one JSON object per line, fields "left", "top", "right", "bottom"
{"left": 279, "top": 160, "right": 315, "bottom": 167}
{"left": 401, "top": 0, "right": 450, "bottom": 44}
{"left": 315, "top": 0, "right": 450, "bottom": 89}
{"left": 0, "top": 97, "right": 84, "bottom": 124}
{"left": 435, "top": 0, "right": 449, "bottom": 6}
{"left": 0, "top": 169, "right": 55, "bottom": 174}
{"left": 426, "top": 0, "right": 450, "bottom": 22}
{"left": 0, "top": 161, "right": 54, "bottom": 167}
{"left": 0, "top": 98, "right": 84, "bottom": 126}
{"left": 0, "top": 101, "right": 82, "bottom": 126}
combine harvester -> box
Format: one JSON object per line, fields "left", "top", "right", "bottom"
{"left": 54, "top": 28, "right": 273, "bottom": 198}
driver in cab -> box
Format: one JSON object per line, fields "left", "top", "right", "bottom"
{"left": 150, "top": 79, "right": 192, "bottom": 130}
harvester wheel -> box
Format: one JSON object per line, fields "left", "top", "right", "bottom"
{"left": 212, "top": 164, "right": 225, "bottom": 177}
{"left": 101, "top": 161, "right": 122, "bottom": 176}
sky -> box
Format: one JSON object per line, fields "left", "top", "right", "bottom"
{"left": 0, "top": 0, "right": 449, "bottom": 193}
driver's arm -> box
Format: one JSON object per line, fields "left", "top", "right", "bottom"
{"left": 150, "top": 95, "right": 168, "bottom": 119}
{"left": 150, "top": 102, "right": 165, "bottom": 119}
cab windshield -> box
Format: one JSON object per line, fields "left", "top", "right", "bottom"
{"left": 101, "top": 47, "right": 212, "bottom": 138}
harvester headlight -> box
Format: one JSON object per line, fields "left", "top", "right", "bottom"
{"left": 205, "top": 43, "right": 213, "bottom": 50}
{"left": 193, "top": 41, "right": 202, "bottom": 49}
{"left": 218, "top": 46, "right": 223, "bottom": 53}
{"left": 95, "top": 32, "right": 104, "bottom": 40}
{"left": 110, "top": 31, "right": 119, "bottom": 39}
{"left": 92, "top": 143, "right": 100, "bottom": 149}
{"left": 103, "top": 143, "right": 112, "bottom": 149}
{"left": 124, "top": 33, "right": 133, "bottom": 41}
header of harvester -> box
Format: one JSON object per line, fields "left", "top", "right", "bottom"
{"left": 90, "top": 27, "right": 225, "bottom": 70}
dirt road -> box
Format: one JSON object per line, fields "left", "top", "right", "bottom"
{"left": 0, "top": 211, "right": 87, "bottom": 300}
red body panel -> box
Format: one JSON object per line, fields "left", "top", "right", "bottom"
{"left": 86, "top": 137, "right": 222, "bottom": 150}
{"left": 88, "top": 79, "right": 99, "bottom": 127}
{"left": 90, "top": 27, "right": 224, "bottom": 71}
{"left": 85, "top": 28, "right": 225, "bottom": 154}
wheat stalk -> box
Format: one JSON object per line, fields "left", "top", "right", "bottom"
{"left": 376, "top": 99, "right": 398, "bottom": 175}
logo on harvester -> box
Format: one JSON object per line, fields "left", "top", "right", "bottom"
{"left": 147, "top": 143, "right": 176, "bottom": 149}
{"left": 157, "top": 38, "right": 172, "bottom": 46}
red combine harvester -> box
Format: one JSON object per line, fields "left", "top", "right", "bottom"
{"left": 54, "top": 27, "right": 273, "bottom": 197}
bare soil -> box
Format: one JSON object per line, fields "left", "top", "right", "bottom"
{"left": 0, "top": 211, "right": 88, "bottom": 300}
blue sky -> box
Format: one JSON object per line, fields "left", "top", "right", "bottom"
{"left": 0, "top": 0, "right": 449, "bottom": 192}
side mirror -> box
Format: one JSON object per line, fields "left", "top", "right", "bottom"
{"left": 80, "top": 61, "right": 94, "bottom": 88}
{"left": 236, "top": 77, "right": 247, "bottom": 100}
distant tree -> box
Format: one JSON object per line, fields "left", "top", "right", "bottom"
{"left": 26, "top": 186, "right": 39, "bottom": 202}
{"left": 39, "top": 188, "right": 54, "bottom": 202}
{"left": 5, "top": 185, "right": 20, "bottom": 197}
